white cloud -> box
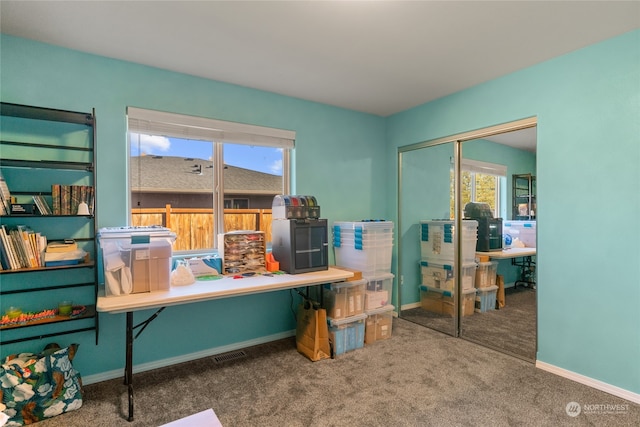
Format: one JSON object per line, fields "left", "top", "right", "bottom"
{"left": 132, "top": 133, "right": 170, "bottom": 154}
{"left": 270, "top": 159, "right": 282, "bottom": 175}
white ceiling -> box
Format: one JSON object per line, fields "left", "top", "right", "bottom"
{"left": 1, "top": 1, "right": 638, "bottom": 151}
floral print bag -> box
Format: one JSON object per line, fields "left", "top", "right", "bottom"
{"left": 1, "top": 344, "right": 83, "bottom": 426}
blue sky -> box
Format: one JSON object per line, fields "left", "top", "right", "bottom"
{"left": 130, "top": 133, "right": 283, "bottom": 175}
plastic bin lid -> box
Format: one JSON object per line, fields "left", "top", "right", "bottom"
{"left": 419, "top": 285, "right": 476, "bottom": 296}
{"left": 476, "top": 285, "right": 499, "bottom": 293}
{"left": 363, "top": 272, "right": 394, "bottom": 281}
{"left": 365, "top": 304, "right": 395, "bottom": 316}
{"left": 333, "top": 220, "right": 394, "bottom": 229}
{"left": 328, "top": 312, "right": 367, "bottom": 326}
{"left": 98, "top": 225, "right": 175, "bottom": 238}
{"left": 420, "top": 259, "right": 477, "bottom": 268}
{"left": 324, "top": 278, "right": 367, "bottom": 289}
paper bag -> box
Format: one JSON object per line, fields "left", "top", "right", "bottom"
{"left": 496, "top": 274, "right": 505, "bottom": 308}
{"left": 295, "top": 301, "right": 331, "bottom": 361}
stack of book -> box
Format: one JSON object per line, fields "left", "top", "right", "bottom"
{"left": 0, "top": 225, "right": 47, "bottom": 270}
{"left": 51, "top": 184, "right": 94, "bottom": 216}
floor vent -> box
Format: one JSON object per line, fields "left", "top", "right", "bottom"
{"left": 214, "top": 350, "right": 247, "bottom": 364}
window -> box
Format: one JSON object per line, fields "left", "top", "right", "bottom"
{"left": 451, "top": 159, "right": 506, "bottom": 219}
{"left": 127, "top": 107, "right": 295, "bottom": 253}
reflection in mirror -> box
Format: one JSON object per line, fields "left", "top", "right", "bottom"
{"left": 396, "top": 124, "right": 537, "bottom": 362}
{"left": 398, "top": 141, "right": 457, "bottom": 336}
{"left": 458, "top": 131, "right": 537, "bottom": 362}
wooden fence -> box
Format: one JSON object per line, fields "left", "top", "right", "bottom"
{"left": 131, "top": 205, "right": 272, "bottom": 251}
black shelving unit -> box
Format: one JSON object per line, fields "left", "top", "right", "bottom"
{"left": 512, "top": 173, "right": 536, "bottom": 220}
{"left": 0, "top": 102, "right": 99, "bottom": 346}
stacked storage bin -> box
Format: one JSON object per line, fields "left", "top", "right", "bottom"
{"left": 418, "top": 220, "right": 478, "bottom": 317}
{"left": 333, "top": 221, "right": 395, "bottom": 345}
{"left": 322, "top": 279, "right": 367, "bottom": 356}
{"left": 474, "top": 259, "right": 499, "bottom": 312}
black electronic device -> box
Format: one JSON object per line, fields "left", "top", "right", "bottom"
{"left": 464, "top": 202, "right": 503, "bottom": 252}
{"left": 271, "top": 218, "right": 328, "bottom": 274}
{"left": 271, "top": 195, "right": 328, "bottom": 274}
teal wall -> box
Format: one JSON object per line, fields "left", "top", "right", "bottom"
{"left": 2, "top": 29, "right": 639, "bottom": 396}
{"left": 388, "top": 30, "right": 640, "bottom": 394}
{"left": 0, "top": 34, "right": 387, "bottom": 378}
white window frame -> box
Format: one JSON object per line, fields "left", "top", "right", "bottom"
{"left": 461, "top": 158, "right": 506, "bottom": 218}
{"left": 127, "top": 107, "right": 295, "bottom": 252}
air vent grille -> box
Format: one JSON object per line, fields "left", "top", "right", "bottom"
{"left": 214, "top": 350, "right": 247, "bottom": 364}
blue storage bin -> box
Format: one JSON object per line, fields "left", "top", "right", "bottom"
{"left": 328, "top": 313, "right": 366, "bottom": 356}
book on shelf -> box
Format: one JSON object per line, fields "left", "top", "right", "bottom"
{"left": 0, "top": 225, "right": 19, "bottom": 269}
{"left": 0, "top": 170, "right": 12, "bottom": 215}
{"left": 33, "top": 195, "right": 53, "bottom": 215}
{"left": 51, "top": 184, "right": 93, "bottom": 215}
{"left": 0, "top": 233, "right": 11, "bottom": 269}
{"left": 0, "top": 225, "right": 48, "bottom": 269}
{"left": 51, "top": 184, "right": 61, "bottom": 215}
{"left": 46, "top": 240, "right": 77, "bottom": 253}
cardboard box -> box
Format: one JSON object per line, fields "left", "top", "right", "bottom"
{"left": 322, "top": 279, "right": 366, "bottom": 320}
{"left": 365, "top": 290, "right": 389, "bottom": 310}
{"left": 419, "top": 285, "right": 475, "bottom": 317}
{"left": 364, "top": 305, "right": 394, "bottom": 344}
{"left": 130, "top": 240, "right": 173, "bottom": 292}
{"left": 333, "top": 266, "right": 363, "bottom": 281}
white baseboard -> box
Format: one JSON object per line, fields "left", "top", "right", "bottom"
{"left": 400, "top": 301, "right": 421, "bottom": 310}
{"left": 82, "top": 330, "right": 295, "bottom": 385}
{"left": 536, "top": 360, "right": 640, "bottom": 404}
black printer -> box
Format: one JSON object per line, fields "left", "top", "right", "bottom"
{"left": 463, "top": 202, "right": 503, "bottom": 252}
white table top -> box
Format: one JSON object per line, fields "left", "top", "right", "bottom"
{"left": 476, "top": 247, "right": 536, "bottom": 259}
{"left": 97, "top": 267, "right": 354, "bottom": 314}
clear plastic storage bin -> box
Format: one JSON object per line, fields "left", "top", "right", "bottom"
{"left": 420, "top": 258, "right": 476, "bottom": 291}
{"left": 363, "top": 273, "right": 394, "bottom": 310}
{"left": 333, "top": 221, "right": 394, "bottom": 276}
{"left": 419, "top": 285, "right": 476, "bottom": 317}
{"left": 321, "top": 279, "right": 366, "bottom": 320}
{"left": 97, "top": 226, "right": 176, "bottom": 297}
{"left": 328, "top": 313, "right": 367, "bottom": 356}
{"left": 475, "top": 285, "right": 498, "bottom": 312}
{"left": 419, "top": 220, "right": 478, "bottom": 263}
{"left": 475, "top": 261, "right": 498, "bottom": 288}
{"left": 364, "top": 304, "right": 394, "bottom": 344}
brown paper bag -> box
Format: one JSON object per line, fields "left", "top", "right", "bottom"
{"left": 496, "top": 274, "right": 505, "bottom": 308}
{"left": 296, "top": 301, "right": 331, "bottom": 361}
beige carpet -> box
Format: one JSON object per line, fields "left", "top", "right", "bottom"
{"left": 35, "top": 317, "right": 638, "bottom": 427}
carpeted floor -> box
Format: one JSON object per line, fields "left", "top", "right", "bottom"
{"left": 36, "top": 316, "right": 638, "bottom": 427}
{"left": 401, "top": 286, "right": 536, "bottom": 361}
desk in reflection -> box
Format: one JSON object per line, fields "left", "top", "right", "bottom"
{"left": 476, "top": 247, "right": 536, "bottom": 288}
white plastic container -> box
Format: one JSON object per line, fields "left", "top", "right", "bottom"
{"left": 363, "top": 273, "right": 394, "bottom": 310}
{"left": 503, "top": 220, "right": 536, "bottom": 248}
{"left": 333, "top": 221, "right": 394, "bottom": 276}
{"left": 419, "top": 220, "right": 478, "bottom": 263}
{"left": 420, "top": 258, "right": 476, "bottom": 291}
{"left": 98, "top": 226, "right": 176, "bottom": 297}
